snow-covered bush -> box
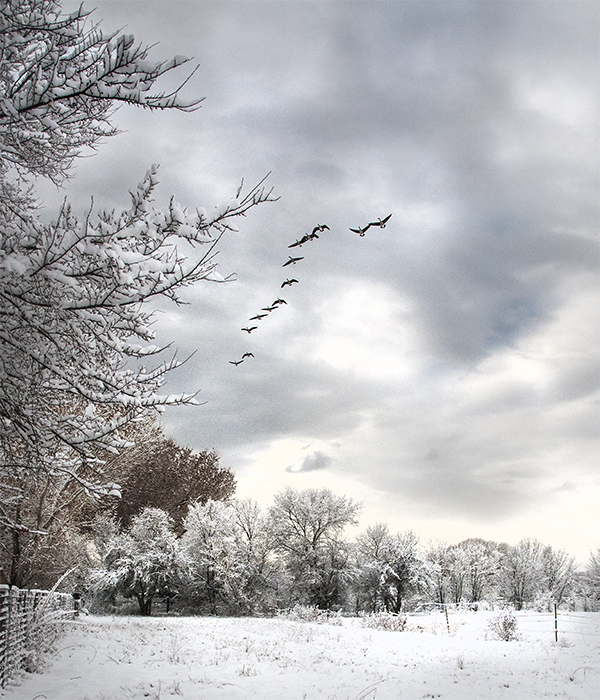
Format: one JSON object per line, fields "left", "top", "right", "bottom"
{"left": 278, "top": 605, "right": 344, "bottom": 625}
{"left": 486, "top": 609, "right": 520, "bottom": 641}
{"left": 361, "top": 611, "right": 407, "bottom": 632}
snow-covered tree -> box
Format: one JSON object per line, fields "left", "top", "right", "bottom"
{"left": 113, "top": 430, "right": 236, "bottom": 533}
{"left": 0, "top": 0, "right": 275, "bottom": 512}
{"left": 92, "top": 507, "right": 185, "bottom": 615}
{"left": 582, "top": 547, "right": 600, "bottom": 609}
{"left": 359, "top": 527, "right": 426, "bottom": 614}
{"left": 498, "top": 538, "right": 545, "bottom": 610}
{"left": 182, "top": 498, "right": 279, "bottom": 615}
{"left": 0, "top": 464, "right": 97, "bottom": 587}
{"left": 181, "top": 499, "right": 235, "bottom": 613}
{"left": 268, "top": 487, "right": 361, "bottom": 609}
{"left": 0, "top": 167, "right": 273, "bottom": 488}
{"left": 354, "top": 522, "right": 394, "bottom": 612}
{"left": 448, "top": 538, "right": 501, "bottom": 605}
{"left": 0, "top": 0, "right": 200, "bottom": 184}
{"left": 424, "top": 541, "right": 453, "bottom": 606}
{"left": 446, "top": 544, "right": 469, "bottom": 605}
{"left": 228, "top": 498, "right": 280, "bottom": 613}
{"left": 588, "top": 548, "right": 600, "bottom": 589}
{"left": 539, "top": 545, "right": 576, "bottom": 608}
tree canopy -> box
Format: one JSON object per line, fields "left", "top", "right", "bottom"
{"left": 0, "top": 0, "right": 274, "bottom": 517}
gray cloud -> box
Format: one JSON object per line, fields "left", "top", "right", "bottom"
{"left": 286, "top": 451, "right": 333, "bottom": 474}
{"left": 45, "top": 0, "right": 599, "bottom": 558}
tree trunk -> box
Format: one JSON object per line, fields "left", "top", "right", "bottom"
{"left": 137, "top": 593, "right": 153, "bottom": 616}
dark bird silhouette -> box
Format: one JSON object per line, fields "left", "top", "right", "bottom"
{"left": 307, "top": 232, "right": 319, "bottom": 241}
{"left": 289, "top": 235, "right": 310, "bottom": 248}
{"left": 272, "top": 298, "right": 287, "bottom": 305}
{"left": 368, "top": 214, "right": 392, "bottom": 228}
{"left": 241, "top": 352, "right": 254, "bottom": 359}
{"left": 312, "top": 224, "right": 329, "bottom": 234}
{"left": 262, "top": 305, "right": 277, "bottom": 312}
{"left": 229, "top": 359, "right": 244, "bottom": 366}
{"left": 283, "top": 256, "right": 303, "bottom": 267}
{"left": 241, "top": 326, "right": 257, "bottom": 333}
{"left": 281, "top": 278, "right": 299, "bottom": 288}
{"left": 350, "top": 224, "right": 371, "bottom": 237}
{"left": 250, "top": 313, "right": 268, "bottom": 321}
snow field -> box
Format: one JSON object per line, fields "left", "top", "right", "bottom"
{"left": 3, "top": 611, "right": 599, "bottom": 700}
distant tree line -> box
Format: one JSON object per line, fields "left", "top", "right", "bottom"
{"left": 84, "top": 485, "right": 600, "bottom": 616}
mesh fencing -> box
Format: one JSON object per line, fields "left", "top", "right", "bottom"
{"left": 0, "top": 584, "right": 73, "bottom": 687}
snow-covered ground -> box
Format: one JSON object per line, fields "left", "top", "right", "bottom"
{"left": 3, "top": 610, "right": 599, "bottom": 699}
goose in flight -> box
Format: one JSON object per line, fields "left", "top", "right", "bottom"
{"left": 350, "top": 224, "right": 371, "bottom": 236}
{"left": 262, "top": 305, "right": 277, "bottom": 312}
{"left": 241, "top": 326, "right": 257, "bottom": 333}
{"left": 241, "top": 352, "right": 254, "bottom": 359}
{"left": 229, "top": 359, "right": 244, "bottom": 366}
{"left": 312, "top": 224, "right": 329, "bottom": 234}
{"left": 369, "top": 214, "right": 392, "bottom": 228}
{"left": 250, "top": 313, "right": 268, "bottom": 321}
{"left": 281, "top": 278, "right": 299, "bottom": 288}
{"left": 283, "top": 255, "right": 304, "bottom": 267}
{"left": 289, "top": 234, "right": 311, "bottom": 248}
{"left": 272, "top": 298, "right": 287, "bottom": 305}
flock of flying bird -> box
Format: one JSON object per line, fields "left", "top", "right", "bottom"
{"left": 229, "top": 214, "right": 392, "bottom": 366}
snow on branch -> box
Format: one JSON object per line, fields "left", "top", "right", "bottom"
{"left": 0, "top": 0, "right": 203, "bottom": 183}
{"left": 0, "top": 168, "right": 276, "bottom": 476}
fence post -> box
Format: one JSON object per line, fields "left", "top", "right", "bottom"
{"left": 554, "top": 603, "right": 558, "bottom": 643}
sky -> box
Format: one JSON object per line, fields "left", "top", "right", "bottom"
{"left": 45, "top": 0, "right": 599, "bottom": 563}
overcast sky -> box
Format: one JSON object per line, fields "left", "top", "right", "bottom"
{"left": 50, "top": 0, "right": 599, "bottom": 563}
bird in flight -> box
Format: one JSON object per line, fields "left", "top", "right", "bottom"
{"left": 229, "top": 359, "right": 244, "bottom": 366}
{"left": 241, "top": 352, "right": 254, "bottom": 359}
{"left": 262, "top": 305, "right": 277, "bottom": 312}
{"left": 281, "top": 278, "right": 299, "bottom": 288}
{"left": 272, "top": 298, "right": 287, "bottom": 305}
{"left": 369, "top": 214, "right": 392, "bottom": 228}
{"left": 241, "top": 326, "right": 257, "bottom": 333}
{"left": 350, "top": 224, "right": 371, "bottom": 236}
{"left": 289, "top": 235, "right": 310, "bottom": 248}
{"left": 283, "top": 256, "right": 304, "bottom": 267}
{"left": 312, "top": 224, "right": 329, "bottom": 234}
{"left": 250, "top": 313, "right": 268, "bottom": 321}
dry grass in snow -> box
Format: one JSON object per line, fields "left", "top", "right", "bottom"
{"left": 2, "top": 611, "right": 599, "bottom": 700}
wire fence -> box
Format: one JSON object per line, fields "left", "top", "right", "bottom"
{"left": 412, "top": 603, "right": 600, "bottom": 643}
{"left": 0, "top": 584, "right": 73, "bottom": 688}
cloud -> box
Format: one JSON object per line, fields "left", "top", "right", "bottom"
{"left": 46, "top": 0, "right": 599, "bottom": 560}
{"left": 286, "top": 451, "right": 333, "bottom": 474}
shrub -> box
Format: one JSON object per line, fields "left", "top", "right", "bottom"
{"left": 361, "top": 611, "right": 407, "bottom": 632}
{"left": 278, "top": 605, "right": 343, "bottom": 625}
{"left": 486, "top": 609, "right": 520, "bottom": 641}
